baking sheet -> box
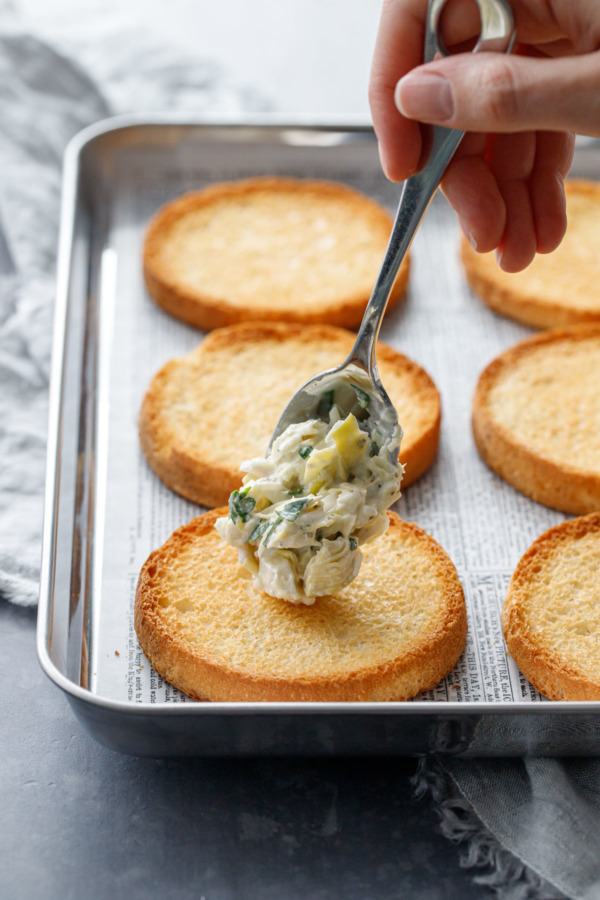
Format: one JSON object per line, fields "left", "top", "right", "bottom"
{"left": 93, "top": 122, "right": 564, "bottom": 704}
{"left": 37, "top": 117, "right": 600, "bottom": 755}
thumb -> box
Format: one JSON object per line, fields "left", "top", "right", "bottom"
{"left": 395, "top": 51, "right": 600, "bottom": 137}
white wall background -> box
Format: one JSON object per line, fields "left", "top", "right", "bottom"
{"left": 17, "top": 0, "right": 383, "bottom": 118}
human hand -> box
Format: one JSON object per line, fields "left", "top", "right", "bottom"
{"left": 369, "top": 0, "right": 600, "bottom": 271}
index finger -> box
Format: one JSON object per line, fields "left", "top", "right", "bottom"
{"left": 369, "top": 0, "right": 486, "bottom": 180}
{"left": 369, "top": 0, "right": 428, "bottom": 180}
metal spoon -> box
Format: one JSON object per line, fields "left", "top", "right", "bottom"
{"left": 268, "top": 0, "right": 515, "bottom": 457}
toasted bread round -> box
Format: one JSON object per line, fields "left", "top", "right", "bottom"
{"left": 472, "top": 324, "right": 600, "bottom": 515}
{"left": 135, "top": 509, "right": 467, "bottom": 702}
{"left": 139, "top": 321, "right": 441, "bottom": 508}
{"left": 461, "top": 180, "right": 600, "bottom": 329}
{"left": 502, "top": 512, "right": 600, "bottom": 701}
{"left": 143, "top": 177, "right": 409, "bottom": 330}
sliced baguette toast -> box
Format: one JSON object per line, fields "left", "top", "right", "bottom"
{"left": 502, "top": 512, "right": 600, "bottom": 701}
{"left": 143, "top": 176, "right": 409, "bottom": 330}
{"left": 461, "top": 180, "right": 600, "bottom": 329}
{"left": 472, "top": 324, "right": 600, "bottom": 515}
{"left": 135, "top": 509, "right": 467, "bottom": 702}
{"left": 139, "top": 321, "right": 441, "bottom": 508}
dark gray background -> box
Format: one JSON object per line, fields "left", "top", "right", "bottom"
{"left": 2, "top": 599, "right": 490, "bottom": 900}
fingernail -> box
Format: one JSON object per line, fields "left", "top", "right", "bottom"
{"left": 377, "top": 141, "right": 407, "bottom": 183}
{"left": 460, "top": 221, "right": 478, "bottom": 251}
{"left": 377, "top": 140, "right": 391, "bottom": 180}
{"left": 395, "top": 72, "right": 454, "bottom": 122}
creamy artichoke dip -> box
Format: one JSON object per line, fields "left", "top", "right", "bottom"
{"left": 216, "top": 395, "right": 403, "bottom": 604}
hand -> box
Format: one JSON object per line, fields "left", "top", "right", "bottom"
{"left": 369, "top": 0, "right": 600, "bottom": 271}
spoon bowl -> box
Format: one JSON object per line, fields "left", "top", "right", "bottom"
{"left": 268, "top": 358, "right": 402, "bottom": 461}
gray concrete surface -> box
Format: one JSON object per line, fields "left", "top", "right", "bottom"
{"left": 1, "top": 599, "right": 490, "bottom": 900}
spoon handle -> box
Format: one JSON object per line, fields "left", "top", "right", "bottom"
{"left": 349, "top": 123, "right": 464, "bottom": 373}
{"left": 347, "top": 0, "right": 515, "bottom": 375}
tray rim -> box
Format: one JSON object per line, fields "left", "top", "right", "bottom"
{"left": 36, "top": 112, "right": 600, "bottom": 721}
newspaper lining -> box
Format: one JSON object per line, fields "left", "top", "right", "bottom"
{"left": 90, "top": 145, "right": 567, "bottom": 705}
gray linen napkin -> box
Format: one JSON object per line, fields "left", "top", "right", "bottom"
{"left": 2, "top": 8, "right": 600, "bottom": 899}
{"left": 0, "top": 29, "right": 109, "bottom": 603}
{"left": 415, "top": 757, "right": 600, "bottom": 900}
{"left": 0, "top": 8, "right": 265, "bottom": 605}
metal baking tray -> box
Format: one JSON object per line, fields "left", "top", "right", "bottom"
{"left": 37, "top": 114, "right": 600, "bottom": 757}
